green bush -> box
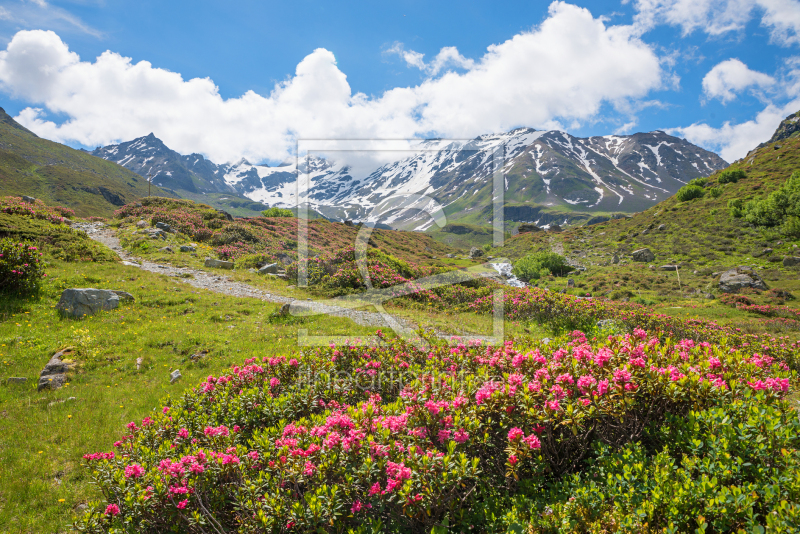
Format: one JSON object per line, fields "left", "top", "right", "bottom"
{"left": 718, "top": 168, "right": 746, "bottom": 184}
{"left": 729, "top": 198, "right": 745, "bottom": 218}
{"left": 784, "top": 215, "right": 800, "bottom": 238}
{"left": 261, "top": 207, "right": 294, "bottom": 218}
{"left": 512, "top": 252, "right": 572, "bottom": 281}
{"left": 498, "top": 396, "right": 800, "bottom": 533}
{"left": 688, "top": 177, "right": 709, "bottom": 187}
{"left": 0, "top": 238, "right": 46, "bottom": 296}
{"left": 708, "top": 186, "right": 723, "bottom": 198}
{"left": 676, "top": 184, "right": 705, "bottom": 201}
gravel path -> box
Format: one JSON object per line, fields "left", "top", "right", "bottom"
{"left": 78, "top": 223, "right": 414, "bottom": 329}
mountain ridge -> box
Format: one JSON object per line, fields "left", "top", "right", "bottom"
{"left": 95, "top": 127, "right": 726, "bottom": 230}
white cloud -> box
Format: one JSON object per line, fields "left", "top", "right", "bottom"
{"left": 0, "top": 3, "right": 664, "bottom": 164}
{"left": 387, "top": 43, "right": 476, "bottom": 75}
{"left": 702, "top": 58, "right": 776, "bottom": 102}
{"left": 630, "top": 0, "right": 800, "bottom": 46}
{"left": 669, "top": 101, "right": 800, "bottom": 161}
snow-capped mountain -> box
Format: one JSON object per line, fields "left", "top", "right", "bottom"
{"left": 92, "top": 133, "right": 235, "bottom": 194}
{"left": 93, "top": 128, "right": 727, "bottom": 229}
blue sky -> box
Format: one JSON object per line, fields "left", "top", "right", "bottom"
{"left": 1, "top": 0, "right": 799, "bottom": 164}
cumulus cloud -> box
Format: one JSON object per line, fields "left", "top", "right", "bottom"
{"left": 630, "top": 0, "right": 800, "bottom": 46}
{"left": 702, "top": 58, "right": 776, "bottom": 102}
{"left": 0, "top": 2, "right": 664, "bottom": 164}
{"left": 669, "top": 101, "right": 800, "bottom": 161}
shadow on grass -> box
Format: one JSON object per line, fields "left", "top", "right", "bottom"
{"left": 0, "top": 291, "right": 40, "bottom": 320}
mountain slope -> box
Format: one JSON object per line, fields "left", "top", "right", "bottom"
{"left": 92, "top": 135, "right": 269, "bottom": 217}
{"left": 492, "top": 110, "right": 800, "bottom": 303}
{"left": 95, "top": 127, "right": 726, "bottom": 229}
{"left": 0, "top": 108, "right": 174, "bottom": 217}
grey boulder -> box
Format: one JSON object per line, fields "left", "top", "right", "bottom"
{"left": 659, "top": 264, "right": 678, "bottom": 271}
{"left": 204, "top": 258, "right": 235, "bottom": 269}
{"left": 155, "top": 222, "right": 173, "bottom": 233}
{"left": 468, "top": 247, "right": 484, "bottom": 259}
{"left": 258, "top": 263, "right": 279, "bottom": 274}
{"left": 180, "top": 244, "right": 196, "bottom": 253}
{"left": 136, "top": 220, "right": 148, "bottom": 228}
{"left": 170, "top": 369, "right": 182, "bottom": 384}
{"left": 783, "top": 256, "right": 800, "bottom": 267}
{"left": 632, "top": 248, "right": 655, "bottom": 262}
{"left": 719, "top": 268, "right": 768, "bottom": 293}
{"left": 22, "top": 195, "right": 36, "bottom": 204}
{"left": 56, "top": 288, "right": 135, "bottom": 318}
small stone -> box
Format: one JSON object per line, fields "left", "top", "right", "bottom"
{"left": 204, "top": 258, "right": 235, "bottom": 269}
{"left": 6, "top": 377, "right": 27, "bottom": 385}
{"left": 541, "top": 338, "right": 551, "bottom": 345}
{"left": 170, "top": 370, "right": 182, "bottom": 384}
{"left": 136, "top": 220, "right": 148, "bottom": 229}
{"left": 276, "top": 303, "right": 291, "bottom": 317}
{"left": 548, "top": 224, "right": 563, "bottom": 233}
{"left": 258, "top": 263, "right": 279, "bottom": 275}
{"left": 611, "top": 254, "right": 620, "bottom": 264}
{"left": 122, "top": 261, "right": 141, "bottom": 267}
{"left": 158, "top": 246, "right": 174, "bottom": 253}
{"left": 344, "top": 220, "right": 354, "bottom": 227}
{"left": 468, "top": 247, "right": 484, "bottom": 259}
{"left": 22, "top": 195, "right": 36, "bottom": 204}
{"left": 567, "top": 278, "right": 575, "bottom": 287}
{"left": 136, "top": 357, "right": 143, "bottom": 370}
{"left": 703, "top": 293, "right": 715, "bottom": 300}
{"left": 657, "top": 224, "right": 666, "bottom": 231}
{"left": 659, "top": 265, "right": 678, "bottom": 271}
{"left": 180, "top": 245, "right": 196, "bottom": 253}
{"left": 155, "top": 222, "right": 173, "bottom": 233}
{"left": 632, "top": 248, "right": 655, "bottom": 262}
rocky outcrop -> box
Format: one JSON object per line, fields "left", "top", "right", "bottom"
{"left": 56, "top": 288, "right": 135, "bottom": 318}
{"left": 783, "top": 256, "right": 800, "bottom": 267}
{"left": 258, "top": 263, "right": 279, "bottom": 274}
{"left": 718, "top": 267, "right": 768, "bottom": 293}
{"left": 38, "top": 349, "right": 75, "bottom": 392}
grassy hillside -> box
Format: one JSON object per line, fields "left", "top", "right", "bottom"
{"left": 0, "top": 108, "right": 174, "bottom": 217}
{"left": 487, "top": 123, "right": 800, "bottom": 332}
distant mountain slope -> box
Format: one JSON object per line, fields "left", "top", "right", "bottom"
{"left": 92, "top": 134, "right": 269, "bottom": 217}
{"left": 96, "top": 127, "right": 726, "bottom": 229}
{"left": 0, "top": 107, "right": 174, "bottom": 217}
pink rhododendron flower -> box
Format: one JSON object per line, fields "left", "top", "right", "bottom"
{"left": 105, "top": 504, "right": 120, "bottom": 516}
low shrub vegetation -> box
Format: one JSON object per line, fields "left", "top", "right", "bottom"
{"left": 261, "top": 207, "right": 295, "bottom": 218}
{"left": 717, "top": 168, "right": 746, "bottom": 184}
{"left": 512, "top": 252, "right": 573, "bottom": 282}
{"left": 75, "top": 329, "right": 794, "bottom": 533}
{"left": 729, "top": 171, "right": 800, "bottom": 235}
{"left": 676, "top": 184, "right": 705, "bottom": 202}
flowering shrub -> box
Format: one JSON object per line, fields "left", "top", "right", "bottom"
{"left": 75, "top": 329, "right": 793, "bottom": 532}
{"left": 114, "top": 198, "right": 448, "bottom": 266}
{"left": 0, "top": 195, "right": 72, "bottom": 224}
{"left": 0, "top": 238, "right": 46, "bottom": 295}
{"left": 467, "top": 286, "right": 800, "bottom": 369}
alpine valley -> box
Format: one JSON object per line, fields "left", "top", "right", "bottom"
{"left": 93, "top": 127, "right": 726, "bottom": 231}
